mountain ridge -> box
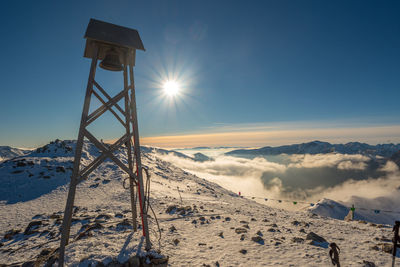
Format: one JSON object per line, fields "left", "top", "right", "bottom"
{"left": 226, "top": 140, "right": 400, "bottom": 157}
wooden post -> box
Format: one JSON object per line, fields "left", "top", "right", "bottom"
{"left": 59, "top": 46, "right": 99, "bottom": 266}
{"left": 123, "top": 62, "right": 137, "bottom": 232}
{"left": 129, "top": 64, "right": 151, "bottom": 251}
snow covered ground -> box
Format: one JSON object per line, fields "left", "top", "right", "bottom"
{"left": 0, "top": 140, "right": 399, "bottom": 266}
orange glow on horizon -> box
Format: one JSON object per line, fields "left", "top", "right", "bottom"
{"left": 129, "top": 125, "right": 400, "bottom": 148}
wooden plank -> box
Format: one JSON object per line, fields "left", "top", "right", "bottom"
{"left": 77, "top": 132, "right": 136, "bottom": 183}
{"left": 83, "top": 129, "right": 136, "bottom": 178}
{"left": 92, "top": 89, "right": 126, "bottom": 127}
{"left": 59, "top": 46, "right": 99, "bottom": 267}
{"left": 86, "top": 89, "right": 125, "bottom": 126}
{"left": 123, "top": 64, "right": 138, "bottom": 232}
{"left": 129, "top": 65, "right": 151, "bottom": 250}
{"left": 93, "top": 80, "right": 125, "bottom": 115}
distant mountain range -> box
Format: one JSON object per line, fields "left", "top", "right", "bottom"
{"left": 226, "top": 141, "right": 400, "bottom": 158}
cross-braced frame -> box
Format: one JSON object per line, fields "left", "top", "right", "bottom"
{"left": 58, "top": 45, "right": 151, "bottom": 266}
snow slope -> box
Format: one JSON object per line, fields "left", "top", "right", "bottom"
{"left": 0, "top": 146, "right": 29, "bottom": 162}
{"left": 306, "top": 198, "right": 399, "bottom": 224}
{"left": 0, "top": 140, "right": 399, "bottom": 266}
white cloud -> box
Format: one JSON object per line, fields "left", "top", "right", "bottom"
{"left": 379, "top": 161, "right": 399, "bottom": 173}
{"left": 155, "top": 150, "right": 400, "bottom": 213}
{"left": 288, "top": 153, "right": 370, "bottom": 170}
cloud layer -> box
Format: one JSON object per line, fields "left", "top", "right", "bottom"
{"left": 156, "top": 151, "right": 400, "bottom": 213}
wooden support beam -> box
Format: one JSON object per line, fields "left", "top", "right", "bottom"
{"left": 86, "top": 89, "right": 126, "bottom": 126}
{"left": 92, "top": 89, "right": 126, "bottom": 127}
{"left": 59, "top": 46, "right": 99, "bottom": 267}
{"left": 129, "top": 64, "right": 151, "bottom": 250}
{"left": 93, "top": 80, "right": 125, "bottom": 116}
{"left": 123, "top": 63, "right": 138, "bottom": 232}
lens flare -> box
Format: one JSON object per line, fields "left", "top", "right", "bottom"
{"left": 163, "top": 80, "right": 180, "bottom": 96}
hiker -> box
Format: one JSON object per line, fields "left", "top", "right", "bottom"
{"left": 329, "top": 242, "right": 340, "bottom": 267}
{"left": 392, "top": 221, "right": 400, "bottom": 267}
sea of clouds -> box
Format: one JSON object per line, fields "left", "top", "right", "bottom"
{"left": 156, "top": 149, "right": 400, "bottom": 213}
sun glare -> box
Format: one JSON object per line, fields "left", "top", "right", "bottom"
{"left": 163, "top": 80, "right": 180, "bottom": 96}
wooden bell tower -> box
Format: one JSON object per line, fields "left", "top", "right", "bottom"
{"left": 59, "top": 18, "right": 150, "bottom": 266}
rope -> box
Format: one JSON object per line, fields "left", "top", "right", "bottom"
{"left": 141, "top": 166, "right": 162, "bottom": 251}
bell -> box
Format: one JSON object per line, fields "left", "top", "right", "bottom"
{"left": 99, "top": 49, "right": 123, "bottom": 71}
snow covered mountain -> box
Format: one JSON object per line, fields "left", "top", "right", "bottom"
{"left": 142, "top": 146, "right": 212, "bottom": 162}
{"left": 0, "top": 146, "right": 30, "bottom": 162}
{"left": 0, "top": 140, "right": 399, "bottom": 266}
{"left": 226, "top": 140, "right": 400, "bottom": 158}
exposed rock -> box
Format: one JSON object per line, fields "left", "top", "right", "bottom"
{"left": 169, "top": 225, "right": 177, "bottom": 233}
{"left": 362, "top": 260, "right": 376, "bottom": 267}
{"left": 292, "top": 237, "right": 305, "bottom": 243}
{"left": 256, "top": 230, "right": 263, "bottom": 236}
{"left": 95, "top": 214, "right": 111, "bottom": 222}
{"left": 173, "top": 238, "right": 180, "bottom": 245}
{"left": 306, "top": 232, "right": 328, "bottom": 248}
{"left": 24, "top": 221, "right": 42, "bottom": 235}
{"left": 218, "top": 232, "right": 224, "bottom": 238}
{"left": 56, "top": 166, "right": 66, "bottom": 173}
{"left": 240, "top": 234, "right": 246, "bottom": 241}
{"left": 114, "top": 213, "right": 124, "bottom": 218}
{"left": 306, "top": 232, "right": 327, "bottom": 243}
{"left": 224, "top": 217, "right": 231, "bottom": 221}
{"left": 267, "top": 228, "right": 276, "bottom": 232}
{"left": 239, "top": 249, "right": 247, "bottom": 254}
{"left": 21, "top": 262, "right": 35, "bottom": 267}
{"left": 235, "top": 227, "right": 247, "bottom": 234}
{"left": 379, "top": 243, "right": 393, "bottom": 254}
{"left": 116, "top": 219, "right": 132, "bottom": 230}
{"left": 251, "top": 236, "right": 264, "bottom": 244}
{"left": 49, "top": 213, "right": 62, "bottom": 219}
{"left": 4, "top": 229, "right": 21, "bottom": 240}
{"left": 166, "top": 205, "right": 177, "bottom": 213}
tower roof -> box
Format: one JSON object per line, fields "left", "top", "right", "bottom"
{"left": 84, "top": 18, "right": 145, "bottom": 51}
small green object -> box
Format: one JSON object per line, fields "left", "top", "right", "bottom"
{"left": 350, "top": 207, "right": 355, "bottom": 211}
{"left": 293, "top": 201, "right": 297, "bottom": 205}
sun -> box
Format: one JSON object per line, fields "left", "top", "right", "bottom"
{"left": 163, "top": 80, "right": 180, "bottom": 96}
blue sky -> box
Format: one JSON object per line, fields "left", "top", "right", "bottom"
{"left": 0, "top": 0, "right": 399, "bottom": 148}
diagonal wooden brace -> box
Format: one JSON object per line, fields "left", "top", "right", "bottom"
{"left": 93, "top": 80, "right": 126, "bottom": 116}
{"left": 83, "top": 129, "right": 137, "bottom": 179}
{"left": 86, "top": 89, "right": 126, "bottom": 126}
{"left": 92, "top": 90, "right": 126, "bottom": 127}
